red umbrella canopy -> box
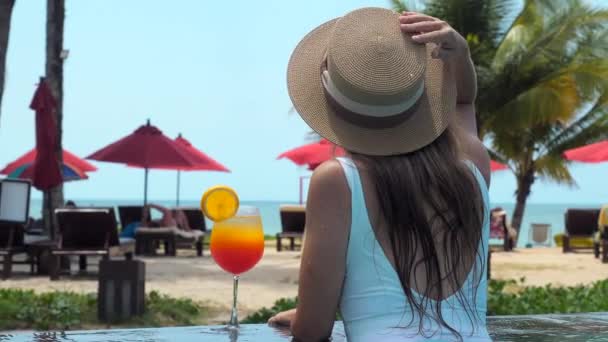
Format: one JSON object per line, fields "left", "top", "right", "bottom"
{"left": 87, "top": 121, "right": 197, "bottom": 169}
{"left": 172, "top": 134, "right": 230, "bottom": 172}
{"left": 1, "top": 148, "right": 97, "bottom": 175}
{"left": 278, "top": 139, "right": 346, "bottom": 168}
{"left": 564, "top": 140, "right": 608, "bottom": 163}
{"left": 31, "top": 78, "right": 62, "bottom": 191}
{"left": 490, "top": 160, "right": 508, "bottom": 172}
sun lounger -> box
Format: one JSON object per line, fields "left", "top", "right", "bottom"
{"left": 563, "top": 209, "right": 600, "bottom": 255}
{"left": 0, "top": 222, "right": 32, "bottom": 279}
{"left": 179, "top": 208, "right": 207, "bottom": 256}
{"left": 51, "top": 208, "right": 135, "bottom": 280}
{"left": 277, "top": 205, "right": 305, "bottom": 252}
{"left": 134, "top": 208, "right": 205, "bottom": 257}
{"left": 135, "top": 226, "right": 204, "bottom": 256}
{"left": 117, "top": 205, "right": 149, "bottom": 229}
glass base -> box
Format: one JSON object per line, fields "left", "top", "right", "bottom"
{"left": 209, "top": 325, "right": 239, "bottom": 342}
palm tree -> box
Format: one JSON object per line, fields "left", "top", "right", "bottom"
{"left": 482, "top": 0, "right": 608, "bottom": 236}
{"left": 0, "top": 0, "right": 16, "bottom": 125}
{"left": 392, "top": 0, "right": 608, "bottom": 242}
{"left": 43, "top": 0, "right": 66, "bottom": 237}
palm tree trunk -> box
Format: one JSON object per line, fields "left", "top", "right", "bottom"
{"left": 43, "top": 0, "right": 65, "bottom": 239}
{"left": 511, "top": 168, "right": 535, "bottom": 244}
{"left": 0, "top": 0, "right": 16, "bottom": 126}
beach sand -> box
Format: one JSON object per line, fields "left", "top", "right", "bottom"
{"left": 1, "top": 246, "right": 606, "bottom": 323}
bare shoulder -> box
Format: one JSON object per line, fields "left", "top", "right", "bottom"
{"left": 306, "top": 159, "right": 351, "bottom": 232}
{"left": 309, "top": 160, "right": 350, "bottom": 197}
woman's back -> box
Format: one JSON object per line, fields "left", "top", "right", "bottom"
{"left": 269, "top": 7, "right": 493, "bottom": 342}
{"left": 337, "top": 157, "right": 490, "bottom": 341}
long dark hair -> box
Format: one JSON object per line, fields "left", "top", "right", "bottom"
{"left": 349, "top": 127, "right": 486, "bottom": 340}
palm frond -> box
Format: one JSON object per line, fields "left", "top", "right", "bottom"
{"left": 541, "top": 91, "right": 608, "bottom": 156}
{"left": 493, "top": 0, "right": 608, "bottom": 71}
{"left": 534, "top": 154, "right": 576, "bottom": 186}
{"left": 390, "top": 0, "right": 409, "bottom": 13}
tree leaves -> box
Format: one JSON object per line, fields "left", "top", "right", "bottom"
{"left": 483, "top": 0, "right": 608, "bottom": 188}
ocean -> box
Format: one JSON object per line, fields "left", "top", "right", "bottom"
{"left": 29, "top": 199, "right": 601, "bottom": 248}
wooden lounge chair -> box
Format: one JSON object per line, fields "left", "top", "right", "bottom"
{"left": 134, "top": 208, "right": 205, "bottom": 257}
{"left": 529, "top": 223, "right": 552, "bottom": 247}
{"left": 276, "top": 205, "right": 305, "bottom": 252}
{"left": 51, "top": 208, "right": 135, "bottom": 280}
{"left": 117, "top": 205, "right": 149, "bottom": 229}
{"left": 180, "top": 208, "right": 206, "bottom": 256}
{"left": 563, "top": 209, "right": 600, "bottom": 256}
{"left": 0, "top": 222, "right": 31, "bottom": 279}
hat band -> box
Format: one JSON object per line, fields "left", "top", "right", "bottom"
{"left": 322, "top": 83, "right": 421, "bottom": 130}
{"left": 321, "top": 70, "right": 424, "bottom": 117}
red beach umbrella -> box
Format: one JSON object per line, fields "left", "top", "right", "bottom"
{"left": 564, "top": 140, "right": 608, "bottom": 163}
{"left": 3, "top": 162, "right": 88, "bottom": 182}
{"left": 278, "top": 139, "right": 345, "bottom": 204}
{"left": 172, "top": 134, "right": 230, "bottom": 206}
{"left": 490, "top": 160, "right": 508, "bottom": 172}
{"left": 30, "top": 78, "right": 62, "bottom": 191}
{"left": 87, "top": 120, "right": 197, "bottom": 205}
{"left": 1, "top": 148, "right": 97, "bottom": 176}
{"left": 278, "top": 139, "right": 345, "bottom": 167}
{"left": 174, "top": 134, "right": 230, "bottom": 172}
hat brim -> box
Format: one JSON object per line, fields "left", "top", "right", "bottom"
{"left": 287, "top": 14, "right": 457, "bottom": 156}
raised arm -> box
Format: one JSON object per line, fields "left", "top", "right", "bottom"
{"left": 146, "top": 203, "right": 170, "bottom": 214}
{"left": 400, "top": 12, "right": 490, "bottom": 184}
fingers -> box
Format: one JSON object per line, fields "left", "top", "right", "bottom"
{"left": 411, "top": 30, "right": 447, "bottom": 44}
{"left": 268, "top": 314, "right": 283, "bottom": 326}
{"left": 398, "top": 13, "right": 437, "bottom": 25}
{"left": 400, "top": 20, "right": 444, "bottom": 33}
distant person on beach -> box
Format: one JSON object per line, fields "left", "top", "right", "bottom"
{"left": 64, "top": 200, "right": 77, "bottom": 208}
{"left": 141, "top": 204, "right": 191, "bottom": 230}
{"left": 120, "top": 203, "right": 191, "bottom": 238}
{"left": 268, "top": 8, "right": 491, "bottom": 341}
{"left": 490, "top": 207, "right": 518, "bottom": 248}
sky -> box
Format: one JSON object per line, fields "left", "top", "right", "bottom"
{"left": 0, "top": 0, "right": 606, "bottom": 204}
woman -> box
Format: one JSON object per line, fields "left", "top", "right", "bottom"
{"left": 142, "top": 204, "right": 191, "bottom": 230}
{"left": 120, "top": 204, "right": 192, "bottom": 238}
{"left": 269, "top": 8, "right": 491, "bottom": 341}
{"left": 490, "top": 207, "right": 517, "bottom": 249}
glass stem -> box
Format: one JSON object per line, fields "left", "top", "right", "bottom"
{"left": 229, "top": 275, "right": 239, "bottom": 327}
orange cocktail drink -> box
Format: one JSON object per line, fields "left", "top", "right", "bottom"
{"left": 210, "top": 213, "right": 264, "bottom": 275}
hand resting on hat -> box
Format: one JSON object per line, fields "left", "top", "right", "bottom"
{"left": 400, "top": 11, "right": 491, "bottom": 186}
{"left": 399, "top": 11, "right": 469, "bottom": 60}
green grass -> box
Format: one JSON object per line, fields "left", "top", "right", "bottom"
{"left": 241, "top": 297, "right": 298, "bottom": 324}
{"left": 0, "top": 289, "right": 214, "bottom": 331}
{"left": 8, "top": 278, "right": 605, "bottom": 330}
{"left": 487, "top": 278, "right": 608, "bottom": 315}
{"left": 242, "top": 279, "right": 608, "bottom": 323}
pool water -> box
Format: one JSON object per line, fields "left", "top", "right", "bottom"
{"left": 2, "top": 312, "right": 607, "bottom": 341}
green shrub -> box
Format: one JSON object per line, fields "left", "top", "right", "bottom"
{"left": 0, "top": 289, "right": 95, "bottom": 330}
{"left": 487, "top": 278, "right": 608, "bottom": 315}
{"left": 242, "top": 297, "right": 298, "bottom": 324}
{"left": 243, "top": 279, "right": 608, "bottom": 324}
{"left": 0, "top": 289, "right": 209, "bottom": 330}
{"left": 137, "top": 291, "right": 203, "bottom": 326}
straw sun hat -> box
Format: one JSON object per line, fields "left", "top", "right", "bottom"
{"left": 287, "top": 7, "right": 456, "bottom": 156}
